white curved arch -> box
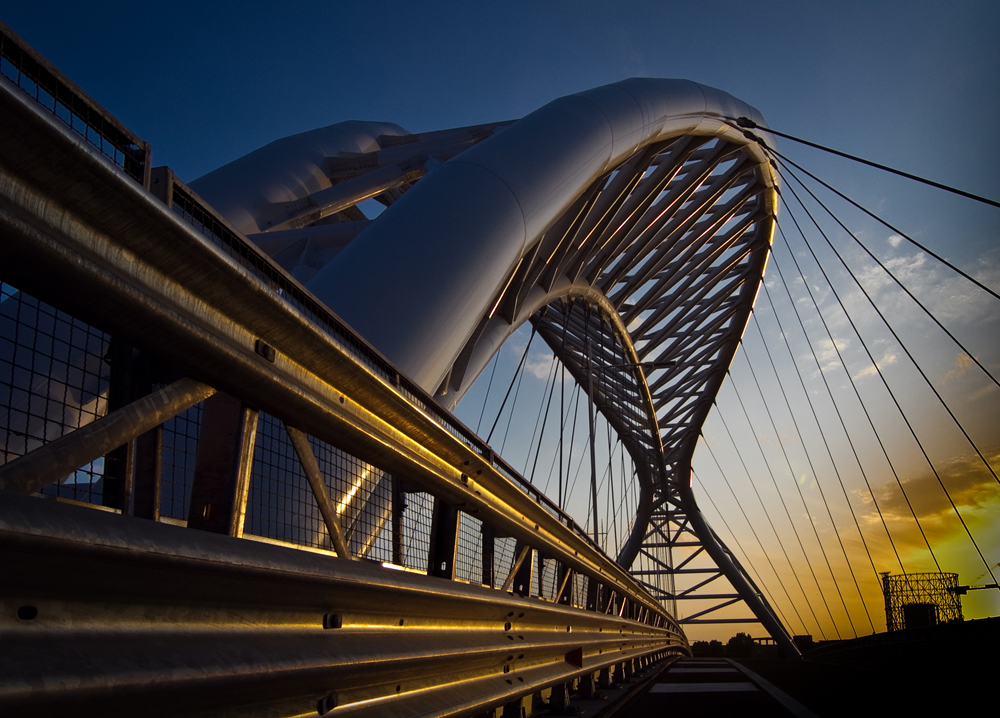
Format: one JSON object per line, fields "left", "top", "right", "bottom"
{"left": 304, "top": 79, "right": 776, "bottom": 394}
{"left": 187, "top": 79, "right": 793, "bottom": 656}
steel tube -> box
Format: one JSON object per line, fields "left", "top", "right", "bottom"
{"left": 305, "top": 79, "right": 775, "bottom": 395}
{"left": 285, "top": 424, "right": 353, "bottom": 560}
{"left": 0, "top": 377, "right": 215, "bottom": 496}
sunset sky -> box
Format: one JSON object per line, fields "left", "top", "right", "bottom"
{"left": 6, "top": 1, "right": 997, "bottom": 641}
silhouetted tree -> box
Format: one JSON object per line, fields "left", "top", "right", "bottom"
{"left": 726, "top": 632, "right": 755, "bottom": 658}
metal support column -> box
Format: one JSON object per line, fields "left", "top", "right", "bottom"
{"left": 102, "top": 338, "right": 146, "bottom": 512}
{"left": 427, "top": 498, "right": 460, "bottom": 579}
{"left": 392, "top": 476, "right": 406, "bottom": 567}
{"left": 187, "top": 392, "right": 258, "bottom": 536}
{"left": 549, "top": 682, "right": 571, "bottom": 714}
{"left": 482, "top": 524, "right": 497, "bottom": 588}
{"left": 132, "top": 424, "right": 162, "bottom": 521}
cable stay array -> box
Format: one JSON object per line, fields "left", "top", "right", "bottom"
{"left": 458, "top": 125, "right": 998, "bottom": 641}
{"left": 694, "top": 130, "right": 999, "bottom": 638}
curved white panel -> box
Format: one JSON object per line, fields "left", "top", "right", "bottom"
{"left": 308, "top": 161, "right": 526, "bottom": 391}
{"left": 189, "top": 120, "right": 408, "bottom": 235}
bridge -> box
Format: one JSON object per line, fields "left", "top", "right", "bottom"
{"left": 1, "top": 19, "right": 997, "bottom": 717}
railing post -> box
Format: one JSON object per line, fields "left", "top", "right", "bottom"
{"left": 586, "top": 576, "right": 600, "bottom": 611}
{"left": 132, "top": 424, "right": 162, "bottom": 520}
{"left": 549, "top": 682, "right": 571, "bottom": 714}
{"left": 482, "top": 524, "right": 496, "bottom": 588}
{"left": 427, "top": 498, "right": 460, "bottom": 579}
{"left": 102, "top": 338, "right": 145, "bottom": 512}
{"left": 187, "top": 392, "right": 257, "bottom": 536}
{"left": 391, "top": 476, "right": 406, "bottom": 566}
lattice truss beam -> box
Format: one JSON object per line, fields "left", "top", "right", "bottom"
{"left": 469, "top": 135, "right": 776, "bottom": 626}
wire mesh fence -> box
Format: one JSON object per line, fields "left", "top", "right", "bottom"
{"left": 1, "top": 283, "right": 109, "bottom": 504}
{"left": 0, "top": 284, "right": 563, "bottom": 584}
{"left": 161, "top": 404, "right": 202, "bottom": 521}
{"left": 455, "top": 512, "right": 484, "bottom": 585}
{"left": 399, "top": 491, "right": 434, "bottom": 572}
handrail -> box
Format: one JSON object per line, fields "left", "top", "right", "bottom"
{"left": 0, "top": 19, "right": 149, "bottom": 186}
{"left": 0, "top": 490, "right": 687, "bottom": 717}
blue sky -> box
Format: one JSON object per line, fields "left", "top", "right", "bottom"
{"left": 6, "top": 1, "right": 998, "bottom": 639}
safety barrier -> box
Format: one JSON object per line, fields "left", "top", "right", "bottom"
{"left": 0, "top": 22, "right": 687, "bottom": 717}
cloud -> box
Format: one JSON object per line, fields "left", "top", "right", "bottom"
{"left": 858, "top": 451, "right": 1000, "bottom": 548}
{"left": 887, "top": 234, "right": 903, "bottom": 248}
{"left": 943, "top": 352, "right": 974, "bottom": 383}
{"left": 525, "top": 351, "right": 555, "bottom": 380}
{"left": 852, "top": 348, "right": 898, "bottom": 381}
{"left": 811, "top": 335, "right": 851, "bottom": 374}
{"left": 849, "top": 244, "right": 999, "bottom": 327}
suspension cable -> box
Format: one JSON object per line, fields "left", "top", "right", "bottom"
{"left": 486, "top": 325, "right": 537, "bottom": 443}
{"left": 475, "top": 352, "right": 499, "bottom": 434}
{"left": 766, "top": 148, "right": 999, "bottom": 302}
{"left": 777, "top": 214, "right": 999, "bottom": 588}
{"left": 563, "top": 381, "right": 582, "bottom": 511}
{"left": 732, "top": 117, "right": 1000, "bottom": 209}
{"left": 713, "top": 391, "right": 833, "bottom": 632}
{"left": 768, "top": 209, "right": 939, "bottom": 573}
{"left": 778, "top": 158, "right": 998, "bottom": 391}
{"left": 694, "top": 470, "right": 804, "bottom": 635}
{"left": 700, "top": 436, "right": 819, "bottom": 638}
{"left": 767, "top": 249, "right": 882, "bottom": 632}
{"left": 779, "top": 168, "right": 999, "bottom": 489}
{"left": 606, "top": 419, "right": 618, "bottom": 553}
{"left": 769, "top": 224, "right": 905, "bottom": 574}
{"left": 744, "top": 309, "right": 848, "bottom": 637}
{"left": 499, "top": 346, "right": 532, "bottom": 457}
{"left": 727, "top": 358, "right": 852, "bottom": 624}
{"left": 525, "top": 354, "right": 558, "bottom": 480}
{"left": 558, "top": 305, "right": 569, "bottom": 508}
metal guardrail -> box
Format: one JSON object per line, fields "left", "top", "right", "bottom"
{"left": 0, "top": 22, "right": 687, "bottom": 716}
{"left": 0, "top": 18, "right": 616, "bottom": 575}
{"left": 0, "top": 20, "right": 149, "bottom": 187}
{"left": 153, "top": 167, "right": 607, "bottom": 553}
{"left": 0, "top": 491, "right": 685, "bottom": 717}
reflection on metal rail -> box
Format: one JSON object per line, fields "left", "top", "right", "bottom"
{"left": 1, "top": 491, "right": 685, "bottom": 717}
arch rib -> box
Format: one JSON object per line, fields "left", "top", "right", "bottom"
{"left": 193, "top": 79, "right": 796, "bottom": 655}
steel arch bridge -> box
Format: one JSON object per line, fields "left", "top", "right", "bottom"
{"left": 188, "top": 78, "right": 788, "bottom": 649}
{"left": 0, "top": 20, "right": 797, "bottom": 717}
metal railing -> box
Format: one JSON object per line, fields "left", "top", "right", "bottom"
{"left": 0, "top": 20, "right": 149, "bottom": 186}
{"left": 0, "top": 23, "right": 688, "bottom": 716}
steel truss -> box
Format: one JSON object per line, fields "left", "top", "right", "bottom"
{"left": 429, "top": 134, "right": 795, "bottom": 650}
{"left": 169, "top": 73, "right": 797, "bottom": 648}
